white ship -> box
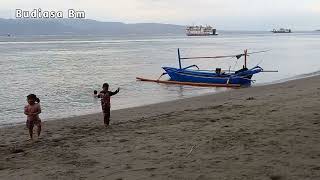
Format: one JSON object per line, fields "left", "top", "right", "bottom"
{"left": 186, "top": 25, "right": 217, "bottom": 36}
{"left": 272, "top": 28, "right": 291, "bottom": 33}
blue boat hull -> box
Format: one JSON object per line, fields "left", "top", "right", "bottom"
{"left": 162, "top": 66, "right": 263, "bottom": 86}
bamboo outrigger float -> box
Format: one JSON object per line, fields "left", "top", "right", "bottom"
{"left": 136, "top": 77, "right": 241, "bottom": 88}
{"left": 136, "top": 48, "right": 277, "bottom": 87}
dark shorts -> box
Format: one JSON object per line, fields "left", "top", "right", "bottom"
{"left": 102, "top": 106, "right": 110, "bottom": 116}
{"left": 102, "top": 106, "right": 111, "bottom": 125}
{"left": 26, "top": 119, "right": 41, "bottom": 129}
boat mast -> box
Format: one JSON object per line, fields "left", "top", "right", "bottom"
{"left": 244, "top": 49, "right": 248, "bottom": 68}
{"left": 178, "top": 48, "right": 182, "bottom": 69}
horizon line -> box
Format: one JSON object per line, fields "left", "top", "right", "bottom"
{"left": 0, "top": 17, "right": 319, "bottom": 31}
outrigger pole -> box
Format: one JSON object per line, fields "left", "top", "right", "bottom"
{"left": 244, "top": 49, "right": 248, "bottom": 68}
{"left": 178, "top": 48, "right": 249, "bottom": 69}
{"left": 136, "top": 77, "right": 241, "bottom": 88}
{"left": 178, "top": 48, "right": 182, "bottom": 69}
{"left": 179, "top": 49, "right": 270, "bottom": 60}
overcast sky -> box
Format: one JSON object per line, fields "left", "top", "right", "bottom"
{"left": 1, "top": 0, "right": 319, "bottom": 30}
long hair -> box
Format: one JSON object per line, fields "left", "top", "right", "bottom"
{"left": 27, "top": 94, "right": 40, "bottom": 103}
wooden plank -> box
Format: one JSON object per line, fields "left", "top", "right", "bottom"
{"left": 136, "top": 77, "right": 241, "bottom": 88}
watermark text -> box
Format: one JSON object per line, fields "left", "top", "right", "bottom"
{"left": 15, "top": 9, "right": 86, "bottom": 19}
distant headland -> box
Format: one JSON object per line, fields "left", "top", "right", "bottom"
{"left": 0, "top": 18, "right": 185, "bottom": 36}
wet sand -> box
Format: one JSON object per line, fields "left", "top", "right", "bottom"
{"left": 1, "top": 76, "right": 320, "bottom": 180}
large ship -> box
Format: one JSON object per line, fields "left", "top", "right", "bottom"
{"left": 186, "top": 25, "right": 217, "bottom": 36}
{"left": 271, "top": 28, "right": 291, "bottom": 33}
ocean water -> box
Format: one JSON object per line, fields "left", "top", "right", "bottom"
{"left": 0, "top": 32, "right": 320, "bottom": 126}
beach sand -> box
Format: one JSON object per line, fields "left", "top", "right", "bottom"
{"left": 1, "top": 76, "right": 319, "bottom": 180}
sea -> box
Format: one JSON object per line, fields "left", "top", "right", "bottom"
{"left": 1, "top": 31, "right": 320, "bottom": 126}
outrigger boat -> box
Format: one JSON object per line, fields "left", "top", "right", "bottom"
{"left": 137, "top": 49, "right": 277, "bottom": 87}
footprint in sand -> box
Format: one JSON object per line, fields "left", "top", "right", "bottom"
{"left": 145, "top": 167, "right": 156, "bottom": 171}
{"left": 65, "top": 159, "right": 98, "bottom": 168}
{"left": 135, "top": 130, "right": 148, "bottom": 134}
{"left": 269, "top": 175, "right": 284, "bottom": 180}
{"left": 210, "top": 119, "right": 217, "bottom": 122}
{"left": 125, "top": 164, "right": 131, "bottom": 169}
{"left": 222, "top": 116, "right": 234, "bottom": 120}
{"left": 118, "top": 139, "right": 129, "bottom": 143}
{"left": 9, "top": 147, "right": 24, "bottom": 154}
{"left": 196, "top": 175, "right": 211, "bottom": 180}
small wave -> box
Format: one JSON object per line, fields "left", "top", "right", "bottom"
{"left": 0, "top": 121, "right": 25, "bottom": 128}
{"left": 257, "top": 70, "right": 320, "bottom": 86}
{"left": 292, "top": 70, "right": 320, "bottom": 79}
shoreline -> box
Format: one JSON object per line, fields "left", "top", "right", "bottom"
{"left": 2, "top": 72, "right": 320, "bottom": 128}
{"left": 1, "top": 75, "right": 319, "bottom": 179}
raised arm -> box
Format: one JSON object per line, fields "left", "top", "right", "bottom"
{"left": 109, "top": 88, "right": 120, "bottom": 96}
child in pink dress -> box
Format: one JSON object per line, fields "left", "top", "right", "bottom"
{"left": 24, "top": 94, "right": 42, "bottom": 140}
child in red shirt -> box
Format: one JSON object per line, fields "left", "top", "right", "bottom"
{"left": 98, "top": 83, "right": 120, "bottom": 126}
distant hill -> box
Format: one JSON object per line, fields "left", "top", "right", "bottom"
{"left": 0, "top": 18, "right": 185, "bottom": 36}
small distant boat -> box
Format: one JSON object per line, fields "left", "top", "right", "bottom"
{"left": 0, "top": 33, "right": 11, "bottom": 37}
{"left": 272, "top": 28, "right": 291, "bottom": 33}
{"left": 137, "top": 49, "right": 277, "bottom": 87}
{"left": 186, "top": 25, "right": 218, "bottom": 36}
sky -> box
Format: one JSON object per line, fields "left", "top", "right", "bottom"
{"left": 0, "top": 0, "right": 319, "bottom": 30}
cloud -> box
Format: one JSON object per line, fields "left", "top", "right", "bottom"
{"left": 0, "top": 0, "right": 319, "bottom": 29}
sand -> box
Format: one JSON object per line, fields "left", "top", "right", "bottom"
{"left": 1, "top": 76, "right": 320, "bottom": 180}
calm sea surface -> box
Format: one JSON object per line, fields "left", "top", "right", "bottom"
{"left": 1, "top": 32, "right": 320, "bottom": 126}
